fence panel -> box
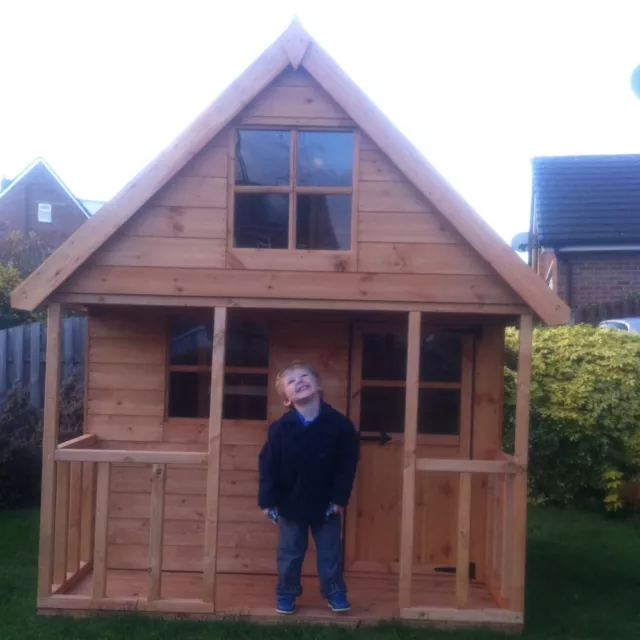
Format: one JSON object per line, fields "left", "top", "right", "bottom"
{"left": 0, "top": 316, "right": 87, "bottom": 409}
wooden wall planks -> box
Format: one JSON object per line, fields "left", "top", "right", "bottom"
{"left": 63, "top": 268, "right": 521, "bottom": 306}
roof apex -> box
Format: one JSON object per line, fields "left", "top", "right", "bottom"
{"left": 10, "top": 21, "right": 570, "bottom": 325}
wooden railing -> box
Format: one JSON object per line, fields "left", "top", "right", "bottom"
{"left": 47, "top": 440, "right": 208, "bottom": 610}
{"left": 400, "top": 455, "right": 525, "bottom": 622}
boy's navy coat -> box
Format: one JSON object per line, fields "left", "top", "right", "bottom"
{"left": 258, "top": 402, "right": 360, "bottom": 524}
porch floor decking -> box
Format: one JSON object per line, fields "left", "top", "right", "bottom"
{"left": 54, "top": 569, "right": 501, "bottom": 622}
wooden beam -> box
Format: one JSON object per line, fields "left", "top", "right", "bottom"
{"left": 398, "top": 310, "right": 421, "bottom": 609}
{"left": 51, "top": 292, "right": 530, "bottom": 316}
{"left": 37, "top": 302, "right": 62, "bottom": 597}
{"left": 148, "top": 463, "right": 166, "bottom": 601}
{"left": 416, "top": 458, "right": 524, "bottom": 474}
{"left": 55, "top": 449, "right": 208, "bottom": 465}
{"left": 400, "top": 607, "right": 523, "bottom": 626}
{"left": 455, "top": 472, "right": 472, "bottom": 608}
{"left": 512, "top": 314, "right": 533, "bottom": 612}
{"left": 53, "top": 462, "right": 70, "bottom": 587}
{"left": 515, "top": 315, "right": 533, "bottom": 464}
{"left": 56, "top": 434, "right": 98, "bottom": 449}
{"left": 51, "top": 561, "right": 92, "bottom": 595}
{"left": 92, "top": 462, "right": 110, "bottom": 599}
{"left": 203, "top": 306, "right": 227, "bottom": 606}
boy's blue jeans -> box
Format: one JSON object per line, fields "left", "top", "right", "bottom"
{"left": 276, "top": 513, "right": 346, "bottom": 598}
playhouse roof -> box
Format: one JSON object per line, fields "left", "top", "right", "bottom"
{"left": 10, "top": 19, "right": 570, "bottom": 325}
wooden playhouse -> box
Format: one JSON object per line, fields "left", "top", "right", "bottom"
{"left": 11, "top": 20, "right": 569, "bottom": 632}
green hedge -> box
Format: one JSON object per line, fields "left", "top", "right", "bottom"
{"left": 504, "top": 323, "right": 640, "bottom": 511}
{"left": 0, "top": 377, "right": 83, "bottom": 507}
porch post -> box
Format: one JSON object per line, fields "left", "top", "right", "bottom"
{"left": 202, "top": 306, "right": 227, "bottom": 607}
{"left": 512, "top": 314, "right": 533, "bottom": 612}
{"left": 37, "top": 302, "right": 62, "bottom": 597}
{"left": 398, "top": 311, "right": 421, "bottom": 610}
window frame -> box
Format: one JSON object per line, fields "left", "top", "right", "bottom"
{"left": 229, "top": 126, "right": 359, "bottom": 260}
{"left": 350, "top": 322, "right": 474, "bottom": 451}
{"left": 164, "top": 313, "right": 270, "bottom": 424}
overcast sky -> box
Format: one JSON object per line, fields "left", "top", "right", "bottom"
{"left": 1, "top": 0, "right": 640, "bottom": 245}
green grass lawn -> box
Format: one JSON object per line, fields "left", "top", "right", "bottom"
{"left": 0, "top": 507, "right": 638, "bottom": 640}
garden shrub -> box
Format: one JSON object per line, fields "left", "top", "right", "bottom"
{"left": 0, "top": 385, "right": 42, "bottom": 506}
{"left": 0, "top": 375, "right": 84, "bottom": 507}
{"left": 504, "top": 323, "right": 640, "bottom": 511}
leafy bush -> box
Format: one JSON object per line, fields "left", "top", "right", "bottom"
{"left": 0, "top": 385, "right": 42, "bottom": 506}
{"left": 0, "top": 376, "right": 84, "bottom": 507}
{"left": 504, "top": 323, "right": 640, "bottom": 511}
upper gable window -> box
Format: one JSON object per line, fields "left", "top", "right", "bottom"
{"left": 38, "top": 203, "right": 52, "bottom": 223}
{"left": 234, "top": 129, "right": 354, "bottom": 251}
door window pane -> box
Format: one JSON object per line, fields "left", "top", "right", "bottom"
{"left": 420, "top": 334, "right": 462, "bottom": 383}
{"left": 296, "top": 194, "right": 351, "bottom": 250}
{"left": 360, "top": 387, "right": 405, "bottom": 433}
{"left": 418, "top": 389, "right": 460, "bottom": 435}
{"left": 297, "top": 131, "right": 354, "bottom": 187}
{"left": 362, "top": 332, "right": 406, "bottom": 380}
{"left": 169, "top": 371, "right": 211, "bottom": 418}
{"left": 170, "top": 321, "right": 212, "bottom": 365}
{"left": 235, "top": 130, "right": 290, "bottom": 186}
{"left": 234, "top": 193, "right": 289, "bottom": 248}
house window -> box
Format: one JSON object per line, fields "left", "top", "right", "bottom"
{"left": 167, "top": 319, "right": 269, "bottom": 420}
{"left": 234, "top": 129, "right": 354, "bottom": 250}
{"left": 38, "top": 203, "right": 52, "bottom": 223}
{"left": 359, "top": 330, "right": 463, "bottom": 435}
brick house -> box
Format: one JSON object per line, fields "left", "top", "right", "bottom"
{"left": 0, "top": 158, "right": 96, "bottom": 250}
{"left": 529, "top": 154, "right": 640, "bottom": 317}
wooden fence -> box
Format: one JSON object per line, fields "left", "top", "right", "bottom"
{"left": 0, "top": 316, "right": 86, "bottom": 409}
{"left": 574, "top": 296, "right": 640, "bottom": 326}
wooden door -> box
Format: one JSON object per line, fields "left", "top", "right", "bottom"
{"left": 344, "top": 323, "right": 474, "bottom": 575}
{"left": 265, "top": 314, "right": 351, "bottom": 576}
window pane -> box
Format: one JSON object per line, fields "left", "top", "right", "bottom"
{"left": 418, "top": 389, "right": 460, "bottom": 435}
{"left": 360, "top": 387, "right": 405, "bottom": 433}
{"left": 226, "top": 321, "right": 269, "bottom": 368}
{"left": 169, "top": 371, "right": 211, "bottom": 418}
{"left": 296, "top": 194, "right": 351, "bottom": 250}
{"left": 234, "top": 193, "right": 289, "bottom": 248}
{"left": 223, "top": 373, "right": 268, "bottom": 420}
{"left": 297, "top": 132, "right": 354, "bottom": 187}
{"left": 362, "top": 332, "right": 406, "bottom": 380}
{"left": 420, "top": 334, "right": 462, "bottom": 382}
{"left": 235, "top": 130, "right": 290, "bottom": 186}
{"left": 170, "top": 321, "right": 212, "bottom": 365}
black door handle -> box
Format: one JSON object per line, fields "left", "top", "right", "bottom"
{"left": 358, "top": 431, "right": 391, "bottom": 446}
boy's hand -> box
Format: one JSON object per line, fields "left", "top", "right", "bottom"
{"left": 332, "top": 505, "right": 344, "bottom": 514}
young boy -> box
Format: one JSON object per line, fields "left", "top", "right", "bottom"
{"left": 258, "top": 361, "right": 359, "bottom": 615}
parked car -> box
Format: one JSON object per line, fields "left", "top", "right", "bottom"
{"left": 597, "top": 317, "right": 640, "bottom": 333}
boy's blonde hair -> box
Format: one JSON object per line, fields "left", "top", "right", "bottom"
{"left": 275, "top": 360, "right": 324, "bottom": 407}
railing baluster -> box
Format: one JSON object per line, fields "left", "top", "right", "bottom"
{"left": 92, "top": 462, "right": 110, "bottom": 598}
{"left": 53, "top": 462, "right": 70, "bottom": 587}
{"left": 455, "top": 472, "right": 472, "bottom": 608}
{"left": 80, "top": 462, "right": 96, "bottom": 566}
{"left": 148, "top": 463, "right": 166, "bottom": 601}
{"left": 501, "top": 473, "right": 515, "bottom": 605}
{"left": 67, "top": 462, "right": 82, "bottom": 575}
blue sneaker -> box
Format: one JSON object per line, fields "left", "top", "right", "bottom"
{"left": 276, "top": 594, "right": 296, "bottom": 615}
{"left": 327, "top": 592, "right": 351, "bottom": 613}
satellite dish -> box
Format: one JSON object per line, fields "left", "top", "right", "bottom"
{"left": 631, "top": 64, "right": 640, "bottom": 99}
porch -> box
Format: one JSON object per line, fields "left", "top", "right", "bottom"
{"left": 36, "top": 302, "right": 533, "bottom": 631}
